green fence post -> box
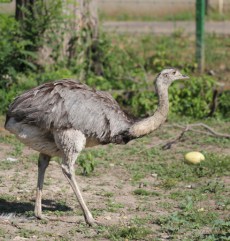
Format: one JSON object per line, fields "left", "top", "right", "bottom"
{"left": 196, "top": 0, "right": 205, "bottom": 73}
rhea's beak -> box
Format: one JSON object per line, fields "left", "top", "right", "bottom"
{"left": 180, "top": 74, "right": 189, "bottom": 80}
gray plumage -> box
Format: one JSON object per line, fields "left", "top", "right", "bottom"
{"left": 4, "top": 69, "right": 189, "bottom": 226}
{"left": 6, "top": 80, "right": 134, "bottom": 145}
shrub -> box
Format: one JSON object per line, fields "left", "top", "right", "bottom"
{"left": 0, "top": 12, "right": 228, "bottom": 119}
{"left": 0, "top": 15, "right": 37, "bottom": 88}
{"left": 169, "top": 75, "right": 216, "bottom": 118}
{"left": 218, "top": 91, "right": 230, "bottom": 118}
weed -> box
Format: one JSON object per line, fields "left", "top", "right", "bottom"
{"left": 108, "top": 225, "right": 151, "bottom": 240}
{"left": 91, "top": 208, "right": 104, "bottom": 217}
{"left": 158, "top": 201, "right": 174, "bottom": 210}
{"left": 200, "top": 180, "right": 225, "bottom": 194}
{"left": 24, "top": 210, "right": 34, "bottom": 217}
{"left": 77, "top": 152, "right": 96, "bottom": 176}
{"left": 0, "top": 160, "right": 16, "bottom": 170}
{"left": 155, "top": 195, "right": 218, "bottom": 237}
{"left": 131, "top": 171, "right": 146, "bottom": 182}
{"left": 195, "top": 218, "right": 230, "bottom": 241}
{"left": 10, "top": 142, "right": 23, "bottom": 157}
{"left": 103, "top": 192, "right": 114, "bottom": 197}
{"left": 161, "top": 178, "right": 178, "bottom": 189}
{"left": 0, "top": 194, "right": 17, "bottom": 202}
{"left": 44, "top": 178, "right": 52, "bottom": 186}
{"left": 107, "top": 200, "right": 124, "bottom": 212}
{"left": 133, "top": 188, "right": 160, "bottom": 196}
{"left": 211, "top": 219, "right": 230, "bottom": 239}
{"left": 0, "top": 228, "right": 6, "bottom": 237}
{"left": 155, "top": 209, "right": 217, "bottom": 235}
{"left": 18, "top": 228, "right": 38, "bottom": 238}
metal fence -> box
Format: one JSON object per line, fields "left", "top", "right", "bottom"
{"left": 99, "top": 0, "right": 230, "bottom": 36}
{"left": 98, "top": 0, "right": 230, "bottom": 86}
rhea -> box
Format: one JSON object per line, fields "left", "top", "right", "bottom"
{"left": 5, "top": 68, "right": 188, "bottom": 225}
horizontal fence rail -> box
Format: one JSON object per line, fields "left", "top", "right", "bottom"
{"left": 102, "top": 21, "right": 230, "bottom": 35}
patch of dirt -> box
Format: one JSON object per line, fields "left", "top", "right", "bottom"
{"left": 0, "top": 120, "right": 229, "bottom": 240}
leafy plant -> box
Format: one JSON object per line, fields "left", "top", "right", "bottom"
{"left": 0, "top": 15, "right": 36, "bottom": 88}
{"left": 134, "top": 188, "right": 160, "bottom": 196}
{"left": 155, "top": 196, "right": 217, "bottom": 235}
{"left": 78, "top": 152, "right": 96, "bottom": 176}
{"left": 218, "top": 91, "right": 230, "bottom": 118}
{"left": 169, "top": 75, "right": 216, "bottom": 118}
{"left": 0, "top": 9, "right": 229, "bottom": 120}
{"left": 108, "top": 225, "right": 151, "bottom": 240}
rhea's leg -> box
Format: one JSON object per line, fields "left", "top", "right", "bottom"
{"left": 34, "top": 153, "right": 50, "bottom": 219}
{"left": 61, "top": 160, "right": 95, "bottom": 225}
{"left": 54, "top": 129, "right": 95, "bottom": 226}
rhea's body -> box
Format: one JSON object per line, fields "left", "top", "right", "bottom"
{"left": 4, "top": 69, "right": 188, "bottom": 225}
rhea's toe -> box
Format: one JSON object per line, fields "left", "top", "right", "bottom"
{"left": 85, "top": 216, "right": 102, "bottom": 227}
{"left": 35, "top": 213, "right": 48, "bottom": 221}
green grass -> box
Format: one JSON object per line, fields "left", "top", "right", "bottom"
{"left": 100, "top": 11, "right": 181, "bottom": 22}
{"left": 155, "top": 201, "right": 230, "bottom": 240}
{"left": 107, "top": 200, "right": 125, "bottom": 212}
{"left": 0, "top": 228, "right": 6, "bottom": 238}
{"left": 107, "top": 225, "right": 152, "bottom": 241}
{"left": 155, "top": 209, "right": 217, "bottom": 235}
{"left": 133, "top": 188, "right": 160, "bottom": 197}
{"left": 8, "top": 142, "right": 24, "bottom": 157}
{"left": 0, "top": 193, "right": 17, "bottom": 202}
{"left": 103, "top": 192, "right": 114, "bottom": 197}
{"left": 99, "top": 10, "right": 230, "bottom": 22}
{"left": 122, "top": 150, "right": 230, "bottom": 185}
{"left": 0, "top": 160, "right": 16, "bottom": 170}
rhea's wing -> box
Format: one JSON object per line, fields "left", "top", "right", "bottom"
{"left": 7, "top": 80, "right": 132, "bottom": 141}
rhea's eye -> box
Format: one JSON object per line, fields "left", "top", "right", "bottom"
{"left": 173, "top": 71, "right": 176, "bottom": 75}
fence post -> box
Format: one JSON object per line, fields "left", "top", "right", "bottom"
{"left": 196, "top": 0, "right": 205, "bottom": 73}
{"left": 218, "top": 0, "right": 224, "bottom": 14}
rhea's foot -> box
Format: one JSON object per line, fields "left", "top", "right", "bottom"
{"left": 34, "top": 212, "right": 49, "bottom": 221}
{"left": 85, "top": 214, "right": 101, "bottom": 227}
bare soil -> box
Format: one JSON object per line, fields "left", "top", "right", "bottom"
{"left": 0, "top": 119, "right": 229, "bottom": 241}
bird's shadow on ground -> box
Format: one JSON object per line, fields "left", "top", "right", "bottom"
{"left": 0, "top": 198, "right": 72, "bottom": 215}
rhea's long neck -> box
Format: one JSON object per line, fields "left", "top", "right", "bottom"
{"left": 129, "top": 86, "right": 169, "bottom": 138}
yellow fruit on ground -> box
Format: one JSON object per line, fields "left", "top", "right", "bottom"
{"left": 184, "top": 152, "right": 205, "bottom": 164}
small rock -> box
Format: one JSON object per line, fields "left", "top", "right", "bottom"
{"left": 109, "top": 163, "right": 115, "bottom": 167}
{"left": 160, "top": 233, "right": 170, "bottom": 239}
{"left": 18, "top": 189, "right": 30, "bottom": 194}
{"left": 105, "top": 216, "right": 111, "bottom": 220}
{"left": 139, "top": 182, "right": 146, "bottom": 188}
{"left": 6, "top": 157, "right": 18, "bottom": 162}
{"left": 208, "top": 70, "right": 215, "bottom": 76}
{"left": 151, "top": 173, "right": 158, "bottom": 178}
{"left": 185, "top": 185, "right": 193, "bottom": 189}
{"left": 13, "top": 237, "right": 28, "bottom": 241}
{"left": 198, "top": 208, "right": 205, "bottom": 212}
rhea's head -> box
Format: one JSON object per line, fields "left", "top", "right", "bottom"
{"left": 155, "top": 68, "right": 189, "bottom": 89}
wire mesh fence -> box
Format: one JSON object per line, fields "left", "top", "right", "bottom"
{"left": 98, "top": 0, "right": 230, "bottom": 35}
{"left": 98, "top": 0, "right": 230, "bottom": 87}
{"left": 102, "top": 21, "right": 230, "bottom": 35}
